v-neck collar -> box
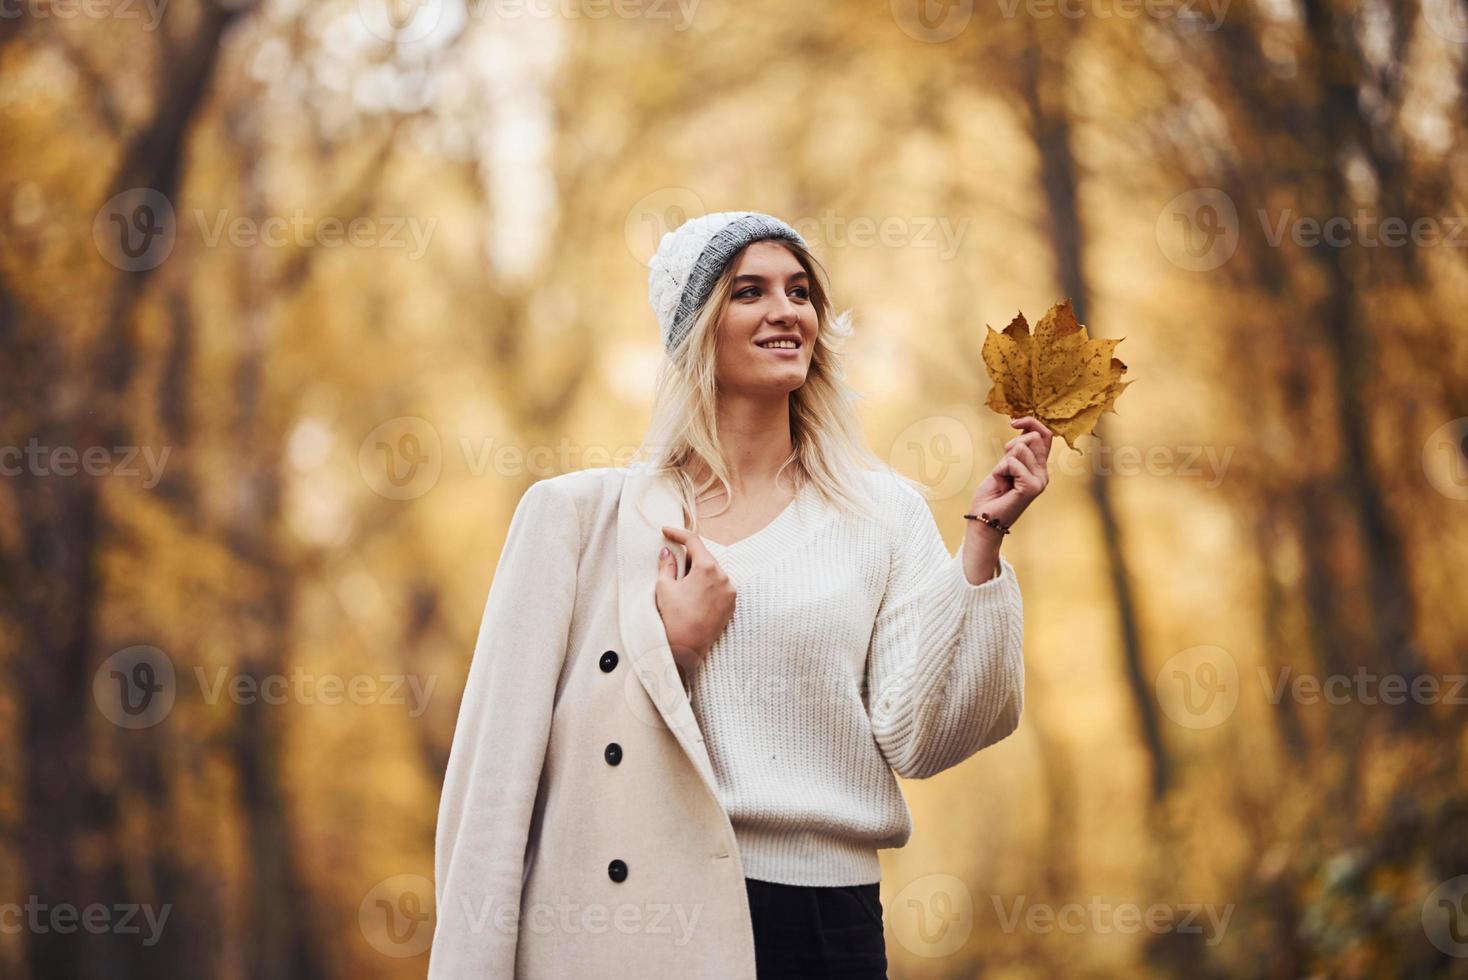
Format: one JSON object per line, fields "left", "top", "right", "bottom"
{"left": 696, "top": 483, "right": 829, "bottom": 579}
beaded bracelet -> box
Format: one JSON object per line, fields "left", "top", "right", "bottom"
{"left": 963, "top": 511, "right": 1012, "bottom": 535}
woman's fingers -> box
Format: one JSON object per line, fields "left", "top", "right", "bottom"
{"left": 992, "top": 454, "right": 1022, "bottom": 494}
{"left": 660, "top": 525, "right": 689, "bottom": 577}
{"left": 1009, "top": 416, "right": 1054, "bottom": 456}
{"left": 662, "top": 524, "right": 714, "bottom": 577}
{"left": 1010, "top": 439, "right": 1043, "bottom": 478}
{"left": 998, "top": 452, "right": 1041, "bottom": 494}
{"left": 657, "top": 543, "right": 679, "bottom": 583}
{"left": 1004, "top": 428, "right": 1049, "bottom": 463}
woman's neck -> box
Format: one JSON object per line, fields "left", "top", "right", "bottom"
{"left": 691, "top": 394, "right": 796, "bottom": 496}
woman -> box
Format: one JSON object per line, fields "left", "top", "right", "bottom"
{"left": 430, "top": 211, "right": 1049, "bottom": 980}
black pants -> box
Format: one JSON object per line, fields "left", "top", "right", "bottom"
{"left": 744, "top": 877, "right": 889, "bottom": 979}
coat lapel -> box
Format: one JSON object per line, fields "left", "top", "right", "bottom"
{"left": 615, "top": 465, "right": 723, "bottom": 806}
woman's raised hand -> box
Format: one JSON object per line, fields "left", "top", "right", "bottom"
{"left": 655, "top": 526, "right": 736, "bottom": 676}
{"left": 969, "top": 416, "right": 1053, "bottom": 529}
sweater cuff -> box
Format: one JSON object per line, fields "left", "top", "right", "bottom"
{"left": 951, "top": 538, "right": 1014, "bottom": 593}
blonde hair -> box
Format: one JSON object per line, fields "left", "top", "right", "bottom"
{"left": 630, "top": 238, "right": 919, "bottom": 530}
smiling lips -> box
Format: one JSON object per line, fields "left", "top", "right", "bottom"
{"left": 755, "top": 336, "right": 801, "bottom": 352}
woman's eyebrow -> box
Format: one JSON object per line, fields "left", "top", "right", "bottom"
{"left": 732, "top": 271, "right": 810, "bottom": 284}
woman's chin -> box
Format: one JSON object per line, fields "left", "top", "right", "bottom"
{"left": 722, "top": 370, "right": 809, "bottom": 396}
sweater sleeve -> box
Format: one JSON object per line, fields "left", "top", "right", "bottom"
{"left": 429, "top": 478, "right": 580, "bottom": 978}
{"left": 865, "top": 482, "right": 1025, "bottom": 780}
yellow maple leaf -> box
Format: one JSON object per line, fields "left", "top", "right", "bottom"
{"left": 981, "top": 299, "right": 1132, "bottom": 451}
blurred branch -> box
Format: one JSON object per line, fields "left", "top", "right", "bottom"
{"left": 13, "top": 1, "right": 255, "bottom": 975}
{"left": 276, "top": 112, "right": 412, "bottom": 292}
{"left": 96, "top": 0, "right": 249, "bottom": 410}
{"left": 1015, "top": 15, "right": 1172, "bottom": 803}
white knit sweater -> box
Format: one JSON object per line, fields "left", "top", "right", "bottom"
{"left": 683, "top": 469, "right": 1025, "bottom": 888}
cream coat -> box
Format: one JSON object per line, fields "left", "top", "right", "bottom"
{"left": 429, "top": 463, "right": 757, "bottom": 979}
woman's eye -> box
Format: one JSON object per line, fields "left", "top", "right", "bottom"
{"left": 736, "top": 284, "right": 808, "bottom": 299}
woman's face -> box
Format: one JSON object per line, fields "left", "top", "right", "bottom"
{"left": 713, "top": 240, "right": 816, "bottom": 395}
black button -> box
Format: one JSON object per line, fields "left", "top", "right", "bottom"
{"left": 608, "top": 859, "right": 627, "bottom": 883}
{"left": 604, "top": 742, "right": 622, "bottom": 766}
{"left": 599, "top": 650, "right": 619, "bottom": 672}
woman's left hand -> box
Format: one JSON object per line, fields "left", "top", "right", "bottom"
{"left": 969, "top": 416, "right": 1052, "bottom": 530}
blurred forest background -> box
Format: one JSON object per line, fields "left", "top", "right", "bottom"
{"left": 2, "top": 0, "right": 1467, "bottom": 976}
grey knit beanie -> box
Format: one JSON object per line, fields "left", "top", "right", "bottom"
{"left": 647, "top": 211, "right": 809, "bottom": 356}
